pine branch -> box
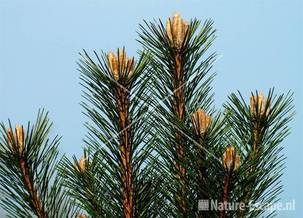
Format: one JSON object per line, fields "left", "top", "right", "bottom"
{"left": 59, "top": 150, "right": 112, "bottom": 217}
{"left": 139, "top": 13, "right": 217, "bottom": 217}
{"left": 0, "top": 110, "right": 77, "bottom": 218}
{"left": 62, "top": 47, "right": 162, "bottom": 218}
{"left": 224, "top": 89, "right": 294, "bottom": 217}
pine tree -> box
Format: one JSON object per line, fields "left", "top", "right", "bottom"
{"left": 0, "top": 13, "right": 294, "bottom": 218}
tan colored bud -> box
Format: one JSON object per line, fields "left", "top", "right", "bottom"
{"left": 119, "top": 49, "right": 134, "bottom": 78}
{"left": 118, "top": 48, "right": 127, "bottom": 69}
{"left": 15, "top": 125, "right": 24, "bottom": 150}
{"left": 126, "top": 57, "right": 134, "bottom": 78}
{"left": 234, "top": 155, "right": 241, "bottom": 171}
{"left": 78, "top": 156, "right": 87, "bottom": 172}
{"left": 250, "top": 93, "right": 269, "bottom": 116}
{"left": 108, "top": 52, "right": 119, "bottom": 80}
{"left": 223, "top": 146, "right": 235, "bottom": 171}
{"left": 108, "top": 49, "right": 134, "bottom": 81}
{"left": 191, "top": 108, "right": 211, "bottom": 135}
{"left": 166, "top": 13, "right": 189, "bottom": 49}
{"left": 166, "top": 18, "right": 173, "bottom": 43}
{"left": 7, "top": 128, "right": 14, "bottom": 145}
{"left": 7, "top": 125, "right": 24, "bottom": 153}
{"left": 76, "top": 214, "right": 88, "bottom": 218}
{"left": 223, "top": 146, "right": 241, "bottom": 171}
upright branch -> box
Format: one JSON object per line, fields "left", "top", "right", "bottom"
{"left": 166, "top": 13, "right": 189, "bottom": 214}
{"left": 191, "top": 108, "right": 212, "bottom": 198}
{"left": 108, "top": 49, "right": 135, "bottom": 218}
{"left": 7, "top": 125, "right": 47, "bottom": 218}
{"left": 60, "top": 150, "right": 104, "bottom": 217}
{"left": 225, "top": 90, "right": 294, "bottom": 217}
{"left": 77, "top": 47, "right": 154, "bottom": 217}
{"left": 0, "top": 111, "right": 76, "bottom": 218}
{"left": 249, "top": 93, "right": 270, "bottom": 152}
{"left": 220, "top": 146, "right": 241, "bottom": 218}
{"left": 139, "top": 12, "right": 216, "bottom": 216}
{"left": 238, "top": 92, "right": 271, "bottom": 215}
{"left": 79, "top": 154, "right": 102, "bottom": 216}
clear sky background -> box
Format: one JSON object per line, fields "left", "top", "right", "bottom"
{"left": 0, "top": 0, "right": 302, "bottom": 217}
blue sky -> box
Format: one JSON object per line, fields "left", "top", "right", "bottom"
{"left": 0, "top": 0, "right": 302, "bottom": 217}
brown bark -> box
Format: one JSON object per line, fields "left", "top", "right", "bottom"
{"left": 19, "top": 157, "right": 47, "bottom": 218}
{"left": 116, "top": 86, "right": 134, "bottom": 218}
{"left": 172, "top": 53, "right": 188, "bottom": 215}
{"left": 220, "top": 174, "right": 231, "bottom": 218}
